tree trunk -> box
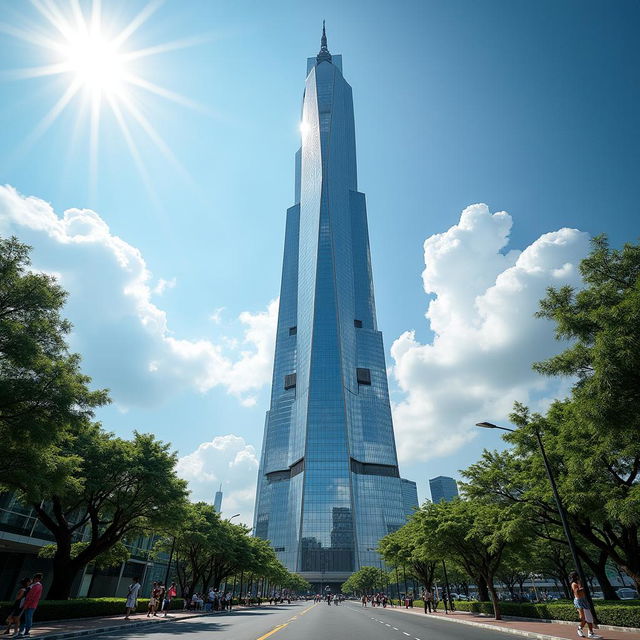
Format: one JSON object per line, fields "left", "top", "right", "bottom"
{"left": 476, "top": 576, "right": 489, "bottom": 601}
{"left": 582, "top": 551, "right": 619, "bottom": 600}
{"left": 487, "top": 577, "right": 502, "bottom": 620}
{"left": 47, "top": 555, "right": 83, "bottom": 599}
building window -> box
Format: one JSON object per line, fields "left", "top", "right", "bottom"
{"left": 354, "top": 319, "right": 363, "bottom": 328}
{"left": 274, "top": 547, "right": 285, "bottom": 552}
{"left": 356, "top": 367, "right": 371, "bottom": 385}
{"left": 289, "top": 326, "right": 297, "bottom": 335}
{"left": 284, "top": 373, "right": 297, "bottom": 390}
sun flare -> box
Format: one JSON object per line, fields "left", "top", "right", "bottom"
{"left": 0, "top": 0, "right": 208, "bottom": 198}
{"left": 62, "top": 31, "right": 124, "bottom": 94}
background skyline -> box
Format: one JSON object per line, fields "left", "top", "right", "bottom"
{"left": 1, "top": 0, "right": 639, "bottom": 523}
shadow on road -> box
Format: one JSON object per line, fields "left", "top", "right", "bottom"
{"left": 96, "top": 605, "right": 304, "bottom": 638}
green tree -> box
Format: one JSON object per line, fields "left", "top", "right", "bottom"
{"left": 379, "top": 513, "right": 437, "bottom": 591}
{"left": 0, "top": 236, "right": 108, "bottom": 492}
{"left": 532, "top": 236, "right": 640, "bottom": 590}
{"left": 418, "top": 499, "right": 523, "bottom": 619}
{"left": 342, "top": 566, "right": 389, "bottom": 595}
{"left": 462, "top": 429, "right": 622, "bottom": 600}
{"left": 25, "top": 426, "right": 188, "bottom": 599}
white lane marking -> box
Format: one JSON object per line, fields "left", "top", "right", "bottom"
{"left": 403, "top": 634, "right": 411, "bottom": 637}
{"left": 385, "top": 623, "right": 391, "bottom": 626}
{"left": 393, "top": 627, "right": 399, "bottom": 631}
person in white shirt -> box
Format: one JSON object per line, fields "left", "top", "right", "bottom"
{"left": 125, "top": 577, "right": 141, "bottom": 620}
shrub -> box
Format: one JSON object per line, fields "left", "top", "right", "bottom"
{"left": 452, "top": 600, "right": 640, "bottom": 628}
{"left": 0, "top": 598, "right": 185, "bottom": 622}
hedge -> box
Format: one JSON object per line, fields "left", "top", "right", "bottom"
{"left": 426, "top": 600, "right": 640, "bottom": 629}
{"left": 0, "top": 597, "right": 185, "bottom": 622}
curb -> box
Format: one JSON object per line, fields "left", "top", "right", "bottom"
{"left": 383, "top": 607, "right": 571, "bottom": 640}
{"left": 400, "top": 606, "right": 640, "bottom": 635}
{"left": 497, "top": 614, "right": 640, "bottom": 634}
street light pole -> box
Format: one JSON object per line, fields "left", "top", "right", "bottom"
{"left": 475, "top": 421, "right": 598, "bottom": 624}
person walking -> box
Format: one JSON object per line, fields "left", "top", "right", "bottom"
{"left": 4, "top": 578, "right": 31, "bottom": 635}
{"left": 17, "top": 573, "right": 42, "bottom": 638}
{"left": 569, "top": 572, "right": 600, "bottom": 639}
{"left": 163, "top": 582, "right": 177, "bottom": 617}
{"left": 147, "top": 582, "right": 159, "bottom": 617}
{"left": 125, "top": 577, "right": 141, "bottom": 620}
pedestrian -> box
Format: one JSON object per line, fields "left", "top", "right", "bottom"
{"left": 155, "top": 584, "right": 165, "bottom": 616}
{"left": 361, "top": 594, "right": 367, "bottom": 607}
{"left": 163, "top": 582, "right": 177, "bottom": 617}
{"left": 432, "top": 590, "right": 439, "bottom": 611}
{"left": 147, "top": 581, "right": 159, "bottom": 617}
{"left": 569, "top": 572, "right": 600, "bottom": 639}
{"left": 4, "top": 577, "right": 31, "bottom": 635}
{"left": 125, "top": 577, "right": 141, "bottom": 620}
{"left": 17, "top": 572, "right": 43, "bottom": 638}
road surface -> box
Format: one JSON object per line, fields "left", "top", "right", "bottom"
{"left": 95, "top": 600, "right": 513, "bottom": 640}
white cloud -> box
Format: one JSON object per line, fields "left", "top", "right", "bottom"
{"left": 390, "top": 203, "right": 590, "bottom": 463}
{"left": 0, "top": 185, "right": 277, "bottom": 408}
{"left": 153, "top": 277, "right": 176, "bottom": 295}
{"left": 210, "top": 307, "right": 225, "bottom": 324}
{"left": 176, "top": 434, "right": 259, "bottom": 525}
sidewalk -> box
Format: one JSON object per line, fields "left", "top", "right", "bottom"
{"left": 391, "top": 606, "right": 640, "bottom": 640}
{"left": 17, "top": 607, "right": 236, "bottom": 640}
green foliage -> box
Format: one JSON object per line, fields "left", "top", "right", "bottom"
{"left": 0, "top": 236, "right": 108, "bottom": 496}
{"left": 342, "top": 566, "right": 389, "bottom": 595}
{"left": 0, "top": 598, "right": 185, "bottom": 622}
{"left": 32, "top": 426, "right": 188, "bottom": 599}
{"left": 379, "top": 513, "right": 438, "bottom": 589}
{"left": 453, "top": 600, "right": 640, "bottom": 628}
{"left": 158, "top": 503, "right": 298, "bottom": 597}
{"left": 38, "top": 541, "right": 130, "bottom": 570}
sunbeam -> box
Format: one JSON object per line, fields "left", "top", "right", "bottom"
{"left": 1, "top": 0, "right": 209, "bottom": 194}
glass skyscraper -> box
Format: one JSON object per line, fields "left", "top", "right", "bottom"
{"left": 429, "top": 476, "right": 459, "bottom": 503}
{"left": 400, "top": 478, "right": 419, "bottom": 518}
{"left": 253, "top": 27, "right": 406, "bottom": 587}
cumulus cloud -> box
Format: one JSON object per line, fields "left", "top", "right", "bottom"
{"left": 153, "top": 277, "right": 176, "bottom": 295}
{"left": 0, "top": 185, "right": 277, "bottom": 407}
{"left": 176, "top": 434, "right": 259, "bottom": 525}
{"left": 209, "top": 307, "right": 225, "bottom": 324}
{"left": 390, "top": 203, "right": 590, "bottom": 462}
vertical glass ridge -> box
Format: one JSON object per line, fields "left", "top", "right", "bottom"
{"left": 254, "top": 47, "right": 405, "bottom": 587}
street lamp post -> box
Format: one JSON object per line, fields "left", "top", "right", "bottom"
{"left": 475, "top": 421, "right": 597, "bottom": 623}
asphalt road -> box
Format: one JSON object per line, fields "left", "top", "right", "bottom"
{"left": 94, "top": 600, "right": 513, "bottom": 640}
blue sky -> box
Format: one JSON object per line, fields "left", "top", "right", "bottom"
{"left": 1, "top": 0, "right": 639, "bottom": 522}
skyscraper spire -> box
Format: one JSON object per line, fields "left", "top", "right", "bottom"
{"left": 316, "top": 20, "right": 332, "bottom": 64}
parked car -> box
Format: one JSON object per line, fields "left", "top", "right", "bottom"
{"left": 616, "top": 588, "right": 639, "bottom": 600}
{"left": 455, "top": 594, "right": 470, "bottom": 601}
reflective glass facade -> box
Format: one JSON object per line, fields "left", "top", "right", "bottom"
{"left": 254, "top": 32, "right": 405, "bottom": 584}
{"left": 400, "top": 478, "right": 419, "bottom": 519}
{"left": 429, "top": 476, "right": 459, "bottom": 503}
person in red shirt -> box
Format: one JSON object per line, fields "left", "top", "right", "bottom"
{"left": 17, "top": 573, "right": 43, "bottom": 638}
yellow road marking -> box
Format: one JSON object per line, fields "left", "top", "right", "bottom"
{"left": 256, "top": 623, "right": 289, "bottom": 640}
{"left": 299, "top": 603, "right": 318, "bottom": 616}
{"left": 257, "top": 603, "right": 317, "bottom": 639}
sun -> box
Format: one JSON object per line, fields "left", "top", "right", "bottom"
{"left": 0, "top": 0, "right": 209, "bottom": 198}
{"left": 62, "top": 30, "right": 125, "bottom": 94}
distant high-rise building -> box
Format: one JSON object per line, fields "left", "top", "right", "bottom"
{"left": 253, "top": 25, "right": 406, "bottom": 587}
{"left": 429, "top": 476, "right": 459, "bottom": 503}
{"left": 400, "top": 479, "right": 419, "bottom": 518}
{"left": 213, "top": 484, "right": 223, "bottom": 513}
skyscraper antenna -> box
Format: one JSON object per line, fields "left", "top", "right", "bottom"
{"left": 317, "top": 20, "right": 332, "bottom": 63}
